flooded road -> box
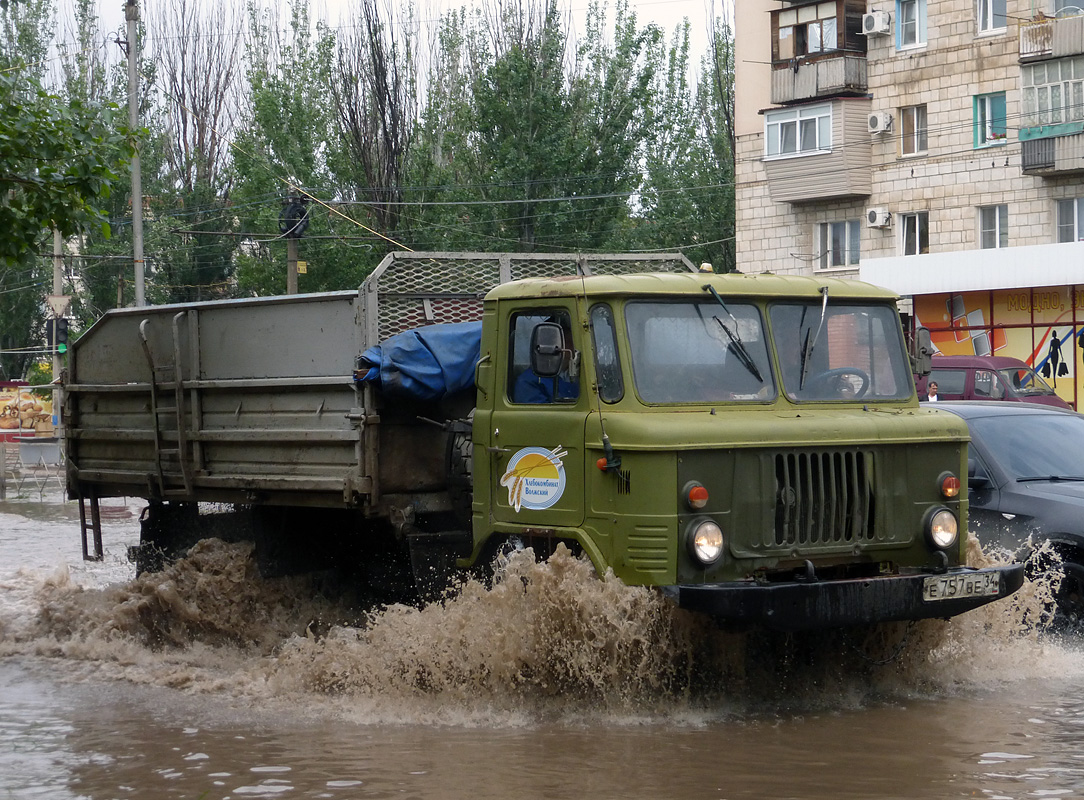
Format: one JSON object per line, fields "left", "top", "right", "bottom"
{"left": 2, "top": 489, "right": 1084, "bottom": 799}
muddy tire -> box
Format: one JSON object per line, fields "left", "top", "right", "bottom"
{"left": 446, "top": 411, "right": 474, "bottom": 529}
{"left": 135, "top": 502, "right": 199, "bottom": 575}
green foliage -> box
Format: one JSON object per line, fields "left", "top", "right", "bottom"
{"left": 0, "top": 74, "right": 131, "bottom": 266}
{"left": 0, "top": 0, "right": 131, "bottom": 379}
{"left": 232, "top": 0, "right": 379, "bottom": 295}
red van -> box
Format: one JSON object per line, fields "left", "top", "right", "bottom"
{"left": 917, "top": 355, "right": 1073, "bottom": 409}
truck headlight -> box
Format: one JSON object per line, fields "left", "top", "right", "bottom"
{"left": 926, "top": 508, "right": 958, "bottom": 550}
{"left": 687, "top": 519, "right": 724, "bottom": 565}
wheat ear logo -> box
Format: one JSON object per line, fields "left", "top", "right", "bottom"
{"left": 499, "top": 446, "right": 568, "bottom": 512}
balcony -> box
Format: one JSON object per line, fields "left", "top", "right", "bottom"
{"left": 1020, "top": 13, "right": 1084, "bottom": 61}
{"left": 1021, "top": 131, "right": 1084, "bottom": 176}
{"left": 763, "top": 98, "right": 872, "bottom": 204}
{"left": 770, "top": 55, "right": 868, "bottom": 105}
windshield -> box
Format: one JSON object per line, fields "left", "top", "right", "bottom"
{"left": 971, "top": 413, "right": 1084, "bottom": 480}
{"left": 997, "top": 366, "right": 1057, "bottom": 397}
{"left": 769, "top": 303, "right": 913, "bottom": 402}
{"left": 625, "top": 301, "right": 776, "bottom": 403}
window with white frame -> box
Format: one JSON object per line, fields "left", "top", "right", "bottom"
{"left": 817, "top": 220, "right": 860, "bottom": 269}
{"left": 901, "top": 211, "right": 930, "bottom": 255}
{"left": 1057, "top": 198, "right": 1084, "bottom": 242}
{"left": 979, "top": 205, "right": 1008, "bottom": 248}
{"left": 900, "top": 104, "right": 928, "bottom": 155}
{"left": 897, "top": 0, "right": 927, "bottom": 48}
{"left": 1021, "top": 59, "right": 1084, "bottom": 128}
{"left": 975, "top": 92, "right": 1007, "bottom": 146}
{"left": 764, "top": 104, "right": 832, "bottom": 157}
{"left": 978, "top": 0, "right": 1006, "bottom": 32}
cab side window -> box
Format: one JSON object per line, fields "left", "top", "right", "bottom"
{"left": 928, "top": 369, "right": 965, "bottom": 398}
{"left": 590, "top": 304, "right": 623, "bottom": 403}
{"left": 973, "top": 369, "right": 1005, "bottom": 399}
{"left": 507, "top": 310, "right": 580, "bottom": 404}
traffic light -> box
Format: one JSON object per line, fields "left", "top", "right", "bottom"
{"left": 46, "top": 318, "right": 69, "bottom": 354}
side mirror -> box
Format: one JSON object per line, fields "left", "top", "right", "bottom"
{"left": 912, "top": 327, "right": 933, "bottom": 376}
{"left": 530, "top": 323, "right": 566, "bottom": 378}
{"left": 968, "top": 457, "right": 991, "bottom": 489}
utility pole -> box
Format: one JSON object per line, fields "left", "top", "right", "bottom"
{"left": 126, "top": 0, "right": 145, "bottom": 307}
{"left": 49, "top": 230, "right": 71, "bottom": 438}
{"left": 279, "top": 196, "right": 310, "bottom": 295}
{"left": 286, "top": 237, "right": 299, "bottom": 295}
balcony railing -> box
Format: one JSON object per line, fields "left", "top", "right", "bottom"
{"left": 1020, "top": 13, "right": 1084, "bottom": 61}
{"left": 770, "top": 55, "right": 867, "bottom": 105}
{"left": 1021, "top": 132, "right": 1084, "bottom": 175}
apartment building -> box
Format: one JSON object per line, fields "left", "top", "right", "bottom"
{"left": 734, "top": 0, "right": 1084, "bottom": 408}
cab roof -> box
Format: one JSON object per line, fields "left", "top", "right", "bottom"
{"left": 484, "top": 271, "right": 900, "bottom": 303}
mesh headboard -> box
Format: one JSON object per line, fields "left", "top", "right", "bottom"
{"left": 359, "top": 251, "right": 696, "bottom": 347}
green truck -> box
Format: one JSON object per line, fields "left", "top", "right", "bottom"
{"left": 65, "top": 252, "right": 1023, "bottom": 630}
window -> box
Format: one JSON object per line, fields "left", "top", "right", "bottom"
{"left": 770, "top": 303, "right": 913, "bottom": 402}
{"left": 589, "top": 304, "right": 623, "bottom": 403}
{"left": 765, "top": 104, "right": 832, "bottom": 157}
{"left": 817, "top": 220, "right": 860, "bottom": 268}
{"left": 507, "top": 310, "right": 580, "bottom": 404}
{"left": 776, "top": 4, "right": 840, "bottom": 60}
{"left": 1021, "top": 59, "right": 1084, "bottom": 128}
{"left": 1057, "top": 198, "right": 1084, "bottom": 242}
{"left": 979, "top": 205, "right": 1008, "bottom": 248}
{"left": 973, "top": 369, "right": 1007, "bottom": 399}
{"left": 900, "top": 104, "right": 928, "bottom": 155}
{"left": 927, "top": 369, "right": 966, "bottom": 397}
{"left": 978, "top": 0, "right": 1006, "bottom": 32}
{"left": 897, "top": 0, "right": 927, "bottom": 48}
{"left": 901, "top": 211, "right": 930, "bottom": 255}
{"left": 624, "top": 302, "right": 776, "bottom": 403}
{"left": 975, "top": 92, "right": 1007, "bottom": 146}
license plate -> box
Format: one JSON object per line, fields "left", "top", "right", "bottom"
{"left": 922, "top": 572, "right": 1000, "bottom": 602}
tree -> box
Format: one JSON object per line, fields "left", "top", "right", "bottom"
{"left": 232, "top": 0, "right": 377, "bottom": 295}
{"left": 628, "top": 7, "right": 736, "bottom": 272}
{"left": 0, "top": 0, "right": 131, "bottom": 378}
{"left": 145, "top": 0, "right": 244, "bottom": 303}
{"left": 329, "top": 0, "right": 416, "bottom": 239}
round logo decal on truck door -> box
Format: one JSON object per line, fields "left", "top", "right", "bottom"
{"left": 499, "top": 446, "right": 567, "bottom": 512}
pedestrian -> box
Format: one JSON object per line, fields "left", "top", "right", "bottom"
{"left": 927, "top": 381, "right": 939, "bottom": 402}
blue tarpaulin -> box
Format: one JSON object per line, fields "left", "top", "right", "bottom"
{"left": 356, "top": 321, "right": 482, "bottom": 401}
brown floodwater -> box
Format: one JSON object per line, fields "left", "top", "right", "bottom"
{"left": 2, "top": 489, "right": 1083, "bottom": 799}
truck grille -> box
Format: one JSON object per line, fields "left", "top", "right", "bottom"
{"left": 773, "top": 451, "right": 874, "bottom": 545}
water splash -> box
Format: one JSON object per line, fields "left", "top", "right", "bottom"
{"left": 2, "top": 533, "right": 1079, "bottom": 723}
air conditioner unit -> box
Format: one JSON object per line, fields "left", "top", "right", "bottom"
{"left": 868, "top": 111, "right": 893, "bottom": 134}
{"left": 866, "top": 208, "right": 891, "bottom": 228}
{"left": 862, "top": 11, "right": 891, "bottom": 36}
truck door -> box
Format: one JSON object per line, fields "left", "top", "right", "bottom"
{"left": 488, "top": 307, "right": 587, "bottom": 529}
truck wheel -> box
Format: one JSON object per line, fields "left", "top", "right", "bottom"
{"left": 134, "top": 502, "right": 198, "bottom": 575}
{"left": 1055, "top": 560, "right": 1084, "bottom": 632}
{"left": 446, "top": 411, "right": 474, "bottom": 528}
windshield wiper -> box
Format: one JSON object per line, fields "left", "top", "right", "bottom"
{"left": 1016, "top": 475, "right": 1084, "bottom": 483}
{"left": 702, "top": 285, "right": 763, "bottom": 383}
{"left": 799, "top": 286, "right": 829, "bottom": 389}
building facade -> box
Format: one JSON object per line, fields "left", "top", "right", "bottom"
{"left": 734, "top": 0, "right": 1084, "bottom": 408}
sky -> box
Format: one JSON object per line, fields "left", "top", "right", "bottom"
{"left": 57, "top": 0, "right": 727, "bottom": 67}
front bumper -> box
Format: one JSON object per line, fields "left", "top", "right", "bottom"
{"left": 670, "top": 564, "right": 1026, "bottom": 632}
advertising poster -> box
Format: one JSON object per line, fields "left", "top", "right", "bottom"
{"left": 913, "top": 287, "right": 1082, "bottom": 409}
{"left": 0, "top": 388, "right": 54, "bottom": 437}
